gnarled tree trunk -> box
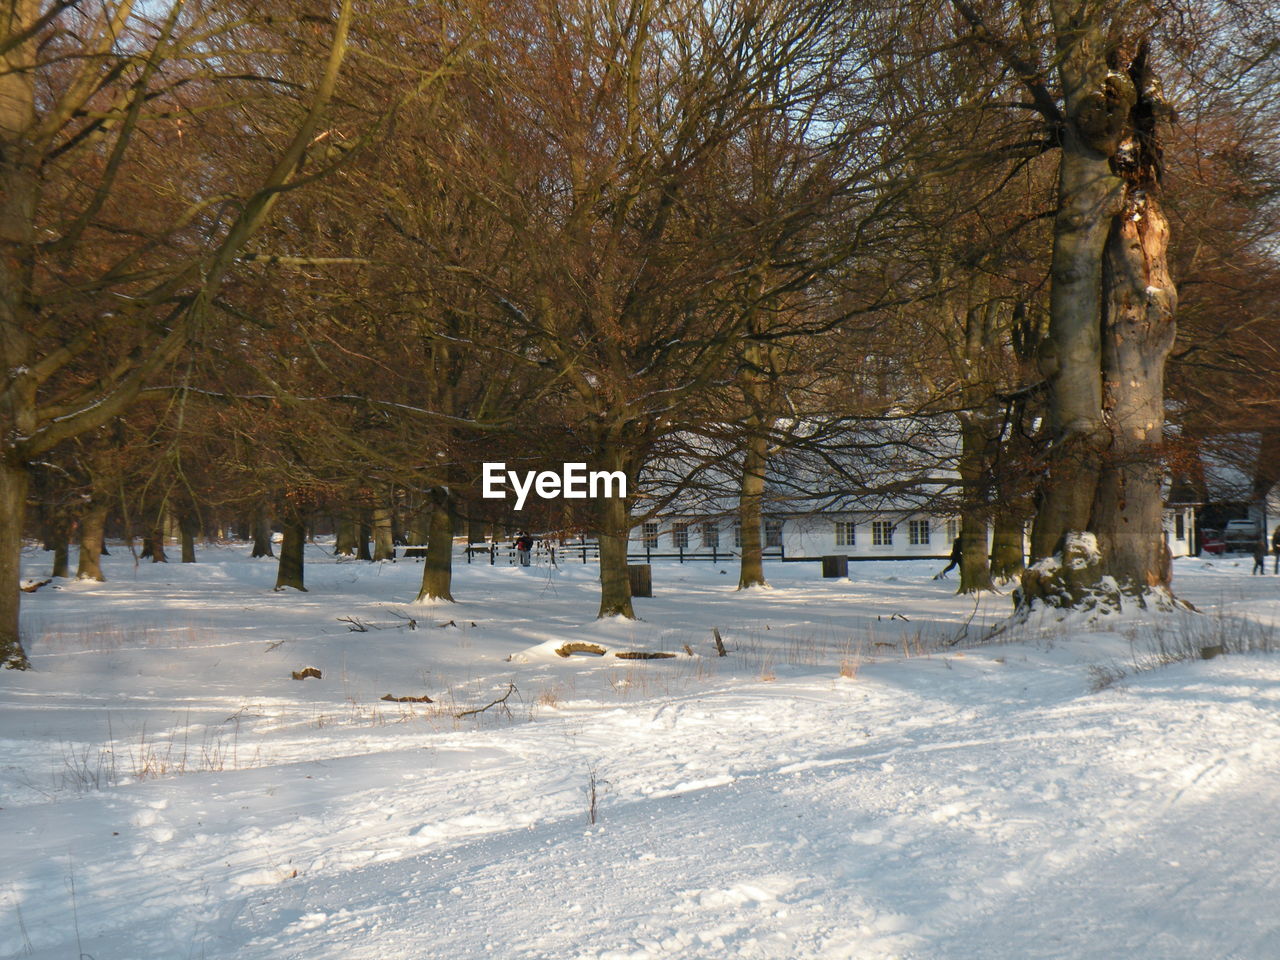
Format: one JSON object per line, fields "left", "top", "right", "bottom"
{"left": 1092, "top": 43, "right": 1177, "bottom": 594}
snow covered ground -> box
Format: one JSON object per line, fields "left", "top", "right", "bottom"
{"left": 3, "top": 543, "right": 1280, "bottom": 959}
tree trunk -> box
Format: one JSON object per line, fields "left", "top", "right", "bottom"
{"left": 48, "top": 520, "right": 70, "bottom": 578}
{"left": 1092, "top": 45, "right": 1177, "bottom": 594}
{"left": 334, "top": 515, "right": 359, "bottom": 556}
{"left": 76, "top": 502, "right": 109, "bottom": 582}
{"left": 737, "top": 427, "right": 769, "bottom": 590}
{"left": 356, "top": 519, "right": 373, "bottom": 561}
{"left": 957, "top": 514, "right": 992, "bottom": 595}
{"left": 1020, "top": 34, "right": 1177, "bottom": 612}
{"left": 1026, "top": 6, "right": 1129, "bottom": 566}
{"left": 372, "top": 504, "right": 395, "bottom": 561}
{"left": 0, "top": 460, "right": 30, "bottom": 668}
{"left": 956, "top": 414, "right": 993, "bottom": 594}
{"left": 416, "top": 493, "right": 455, "bottom": 602}
{"left": 250, "top": 505, "right": 274, "bottom": 558}
{"left": 179, "top": 511, "right": 198, "bottom": 563}
{"left": 274, "top": 516, "right": 307, "bottom": 591}
{"left": 149, "top": 528, "right": 168, "bottom": 563}
{"left": 989, "top": 512, "right": 1025, "bottom": 581}
{"left": 596, "top": 455, "right": 635, "bottom": 617}
{"left": 1027, "top": 135, "right": 1118, "bottom": 562}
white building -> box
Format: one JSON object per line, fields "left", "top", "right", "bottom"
{"left": 625, "top": 420, "right": 1197, "bottom": 562}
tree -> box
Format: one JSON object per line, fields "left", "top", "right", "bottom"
{"left": 0, "top": 0, "right": 356, "bottom": 667}
{"left": 949, "top": 1, "right": 1181, "bottom": 609}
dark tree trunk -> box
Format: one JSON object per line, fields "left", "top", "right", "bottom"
{"left": 250, "top": 505, "right": 274, "bottom": 558}
{"left": 416, "top": 493, "right": 455, "bottom": 602}
{"left": 0, "top": 460, "right": 31, "bottom": 668}
{"left": 990, "top": 513, "right": 1025, "bottom": 581}
{"left": 356, "top": 519, "right": 373, "bottom": 561}
{"left": 76, "top": 502, "right": 108, "bottom": 582}
{"left": 334, "top": 515, "right": 359, "bottom": 556}
{"left": 274, "top": 516, "right": 307, "bottom": 591}
{"left": 179, "top": 511, "right": 198, "bottom": 563}
{"left": 48, "top": 520, "right": 70, "bottom": 578}
{"left": 956, "top": 414, "right": 993, "bottom": 594}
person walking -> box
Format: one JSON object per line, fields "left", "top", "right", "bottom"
{"left": 1272, "top": 525, "right": 1280, "bottom": 573}
{"left": 934, "top": 536, "right": 962, "bottom": 580}
{"left": 515, "top": 532, "right": 533, "bottom": 566}
{"left": 1254, "top": 537, "right": 1268, "bottom": 575}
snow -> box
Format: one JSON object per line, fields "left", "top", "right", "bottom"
{"left": 4, "top": 544, "right": 1280, "bottom": 958}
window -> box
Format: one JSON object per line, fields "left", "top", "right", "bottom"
{"left": 701, "top": 521, "right": 719, "bottom": 549}
{"left": 1175, "top": 513, "right": 1186, "bottom": 541}
{"left": 765, "top": 520, "right": 783, "bottom": 548}
{"left": 872, "top": 520, "right": 894, "bottom": 546}
{"left": 673, "top": 522, "right": 689, "bottom": 549}
{"left": 733, "top": 520, "right": 742, "bottom": 548}
{"left": 835, "top": 521, "right": 856, "bottom": 547}
{"left": 642, "top": 521, "right": 659, "bottom": 548}
{"left": 946, "top": 517, "right": 960, "bottom": 542}
{"left": 909, "top": 519, "right": 930, "bottom": 545}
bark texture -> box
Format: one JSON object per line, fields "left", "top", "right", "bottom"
{"left": 1020, "top": 24, "right": 1178, "bottom": 610}
{"left": 1091, "top": 43, "right": 1177, "bottom": 591}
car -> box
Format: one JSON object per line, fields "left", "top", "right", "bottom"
{"left": 1224, "top": 519, "right": 1262, "bottom": 552}
{"left": 1200, "top": 534, "right": 1226, "bottom": 555}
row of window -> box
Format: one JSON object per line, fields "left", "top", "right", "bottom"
{"left": 837, "top": 518, "right": 949, "bottom": 547}
{"left": 637, "top": 520, "right": 782, "bottom": 550}
{"left": 637, "top": 517, "right": 959, "bottom": 550}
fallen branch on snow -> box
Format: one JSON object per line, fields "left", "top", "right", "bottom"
{"left": 455, "top": 683, "right": 517, "bottom": 719}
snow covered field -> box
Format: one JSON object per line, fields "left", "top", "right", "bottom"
{"left": 4, "top": 543, "right": 1280, "bottom": 959}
